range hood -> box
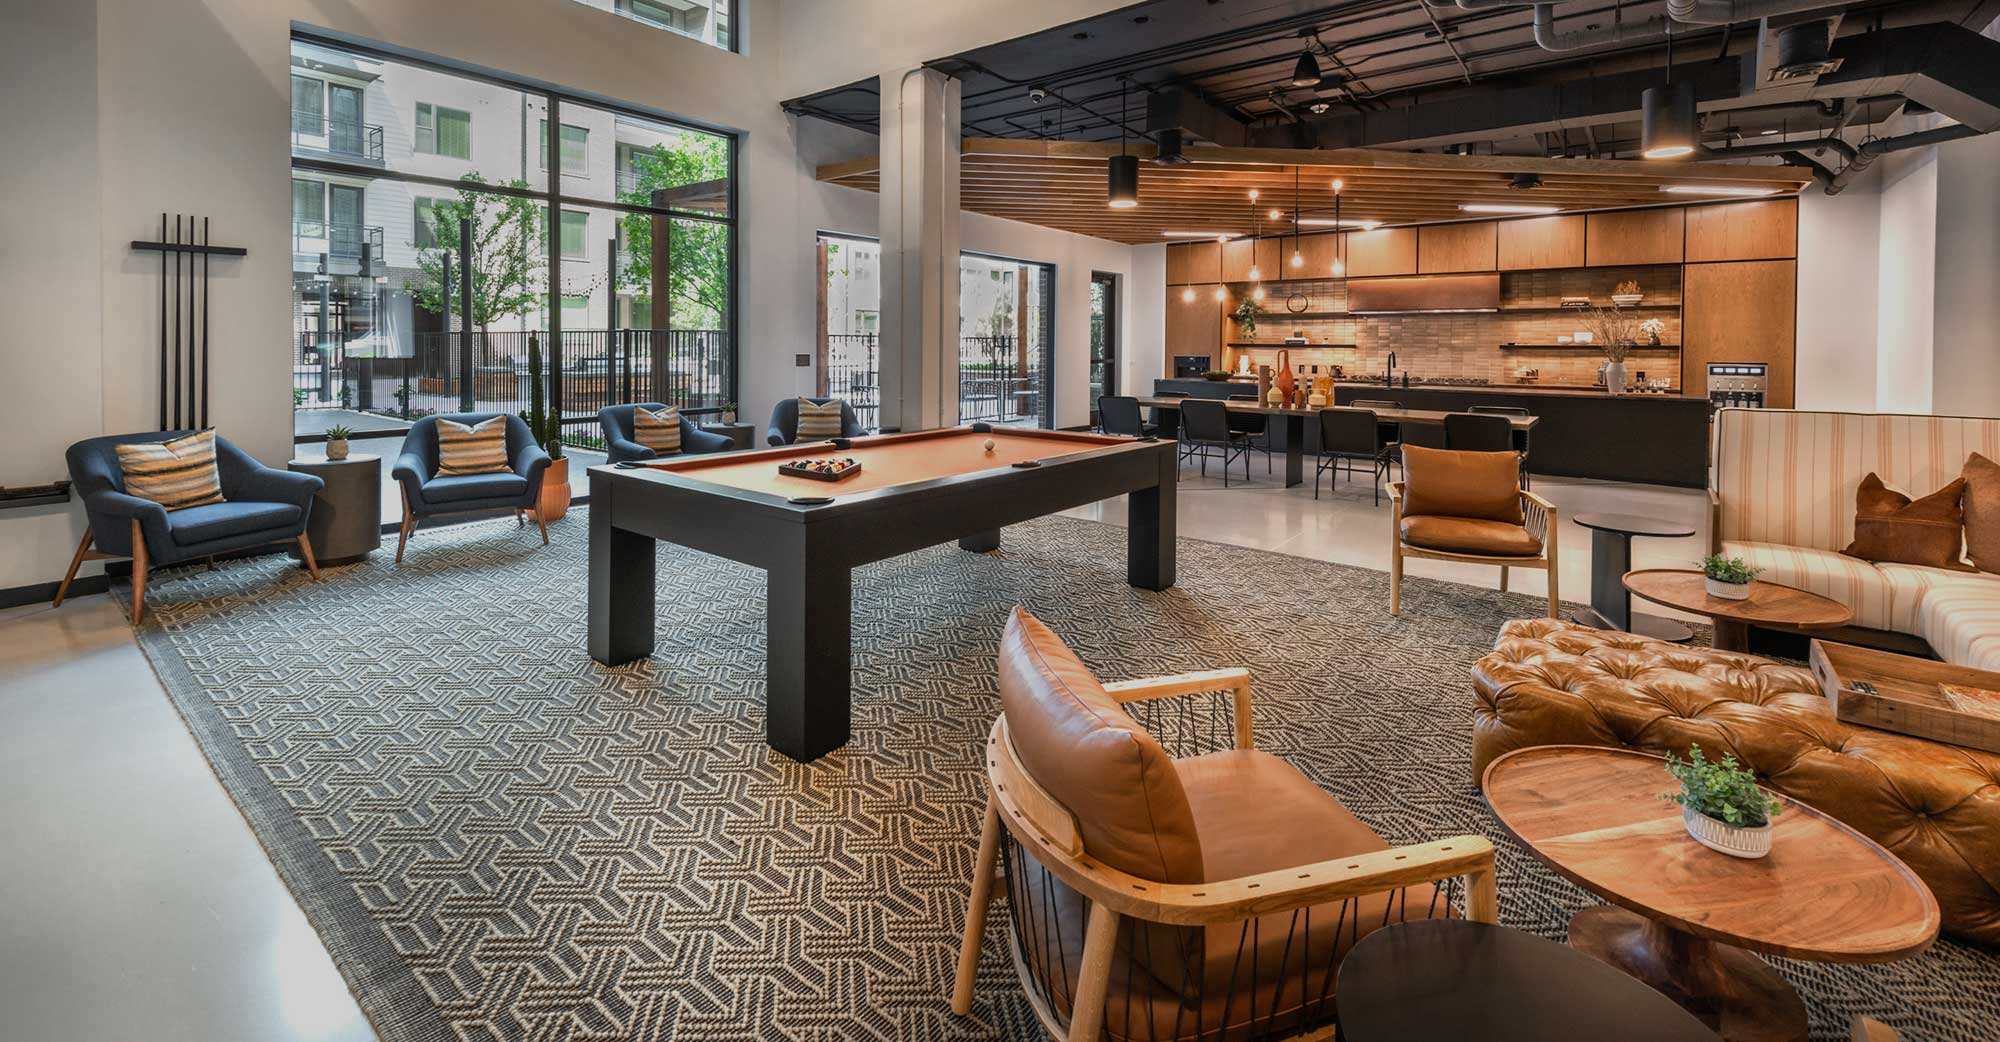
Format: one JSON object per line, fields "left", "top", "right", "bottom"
{"left": 1346, "top": 274, "right": 1501, "bottom": 315}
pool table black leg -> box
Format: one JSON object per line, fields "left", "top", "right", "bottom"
{"left": 589, "top": 479, "right": 656, "bottom": 666}
{"left": 1127, "top": 451, "right": 1178, "bottom": 591}
{"left": 767, "top": 560, "right": 852, "bottom": 761}
{"left": 958, "top": 528, "right": 1001, "bottom": 552}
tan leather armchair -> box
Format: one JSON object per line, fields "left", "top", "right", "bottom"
{"left": 954, "top": 608, "right": 1498, "bottom": 1042}
{"left": 1388, "top": 445, "right": 1558, "bottom": 619}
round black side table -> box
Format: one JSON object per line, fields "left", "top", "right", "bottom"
{"left": 1335, "top": 920, "right": 1722, "bottom": 1042}
{"left": 1571, "top": 512, "right": 1697, "bottom": 642}
{"left": 289, "top": 454, "right": 382, "bottom": 567}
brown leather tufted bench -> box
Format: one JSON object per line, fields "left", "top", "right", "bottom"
{"left": 1472, "top": 618, "right": 2000, "bottom": 948}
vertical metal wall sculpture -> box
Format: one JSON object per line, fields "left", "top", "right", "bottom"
{"left": 130, "top": 214, "right": 247, "bottom": 431}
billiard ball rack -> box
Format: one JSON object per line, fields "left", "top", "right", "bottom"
{"left": 780, "top": 457, "right": 862, "bottom": 482}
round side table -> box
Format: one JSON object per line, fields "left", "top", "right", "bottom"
{"left": 289, "top": 454, "right": 382, "bottom": 567}
{"left": 1335, "top": 919, "right": 1723, "bottom": 1042}
{"left": 1571, "top": 512, "right": 1698, "bottom": 642}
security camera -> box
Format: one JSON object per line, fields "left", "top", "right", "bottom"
{"left": 1028, "top": 87, "right": 1049, "bottom": 104}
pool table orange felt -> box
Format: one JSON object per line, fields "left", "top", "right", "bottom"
{"left": 638, "top": 427, "right": 1130, "bottom": 498}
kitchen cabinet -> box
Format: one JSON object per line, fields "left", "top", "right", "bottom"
{"left": 1342, "top": 227, "right": 1418, "bottom": 276}
{"left": 1167, "top": 240, "right": 1221, "bottom": 285}
{"left": 1684, "top": 199, "right": 1797, "bottom": 262}
{"left": 1586, "top": 209, "right": 1685, "bottom": 266}
{"left": 1166, "top": 285, "right": 1226, "bottom": 370}
{"left": 1682, "top": 259, "right": 1796, "bottom": 407}
{"left": 1418, "top": 221, "right": 1498, "bottom": 273}
{"left": 1497, "top": 215, "right": 1586, "bottom": 270}
{"left": 1221, "top": 238, "right": 1257, "bottom": 282}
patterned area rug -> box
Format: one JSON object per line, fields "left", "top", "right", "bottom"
{"left": 129, "top": 512, "right": 1997, "bottom": 1042}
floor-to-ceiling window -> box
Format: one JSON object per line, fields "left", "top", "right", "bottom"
{"left": 1089, "top": 272, "right": 1118, "bottom": 425}
{"left": 959, "top": 253, "right": 1053, "bottom": 428}
{"left": 817, "top": 233, "right": 882, "bottom": 430}
{"left": 287, "top": 35, "right": 737, "bottom": 468}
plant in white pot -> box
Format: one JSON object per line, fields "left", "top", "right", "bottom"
{"left": 1661, "top": 744, "right": 1782, "bottom": 858}
{"left": 1702, "top": 553, "right": 1760, "bottom": 600}
{"left": 324, "top": 424, "right": 352, "bottom": 461}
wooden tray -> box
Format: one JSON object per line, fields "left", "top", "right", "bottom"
{"left": 1810, "top": 640, "right": 2000, "bottom": 754}
{"left": 778, "top": 457, "right": 861, "bottom": 482}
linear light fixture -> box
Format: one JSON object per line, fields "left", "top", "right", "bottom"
{"left": 1162, "top": 230, "right": 1241, "bottom": 238}
{"left": 1460, "top": 204, "right": 1562, "bottom": 215}
{"left": 1659, "top": 184, "right": 1781, "bottom": 196}
{"left": 1297, "top": 218, "right": 1379, "bottom": 229}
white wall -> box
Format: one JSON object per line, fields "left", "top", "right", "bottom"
{"left": 1931, "top": 130, "right": 2000, "bottom": 417}
{"left": 1794, "top": 169, "right": 1880, "bottom": 412}
{"left": 1874, "top": 145, "right": 1940, "bottom": 414}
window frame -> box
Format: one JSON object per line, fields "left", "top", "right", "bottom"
{"left": 414, "top": 101, "right": 471, "bottom": 159}
{"left": 538, "top": 119, "right": 590, "bottom": 176}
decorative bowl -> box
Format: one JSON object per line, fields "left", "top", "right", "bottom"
{"left": 1683, "top": 805, "right": 1772, "bottom": 859}
{"left": 1705, "top": 576, "right": 1752, "bottom": 600}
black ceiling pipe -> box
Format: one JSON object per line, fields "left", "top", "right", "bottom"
{"left": 1826, "top": 122, "right": 1981, "bottom": 194}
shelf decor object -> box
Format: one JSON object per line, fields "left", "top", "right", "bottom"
{"left": 0, "top": 480, "right": 73, "bottom": 511}
{"left": 131, "top": 214, "right": 247, "bottom": 432}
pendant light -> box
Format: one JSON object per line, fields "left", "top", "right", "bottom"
{"left": 1247, "top": 192, "right": 1263, "bottom": 282}
{"left": 1108, "top": 79, "right": 1140, "bottom": 208}
{"left": 1291, "top": 49, "right": 1322, "bottom": 88}
{"left": 1289, "top": 167, "right": 1304, "bottom": 268}
{"left": 1330, "top": 178, "right": 1346, "bottom": 276}
{"left": 1213, "top": 236, "right": 1227, "bottom": 302}
{"left": 1642, "top": 33, "right": 1697, "bottom": 159}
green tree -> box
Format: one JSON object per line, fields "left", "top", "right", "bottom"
{"left": 413, "top": 174, "right": 543, "bottom": 357}
{"left": 616, "top": 134, "right": 730, "bottom": 329}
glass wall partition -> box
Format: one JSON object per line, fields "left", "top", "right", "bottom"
{"left": 287, "top": 34, "right": 737, "bottom": 457}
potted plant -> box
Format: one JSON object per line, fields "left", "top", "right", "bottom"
{"left": 324, "top": 424, "right": 352, "bottom": 461}
{"left": 1639, "top": 318, "right": 1667, "bottom": 346}
{"left": 519, "top": 333, "right": 570, "bottom": 523}
{"left": 1702, "top": 553, "right": 1760, "bottom": 600}
{"left": 1232, "top": 296, "right": 1265, "bottom": 339}
{"left": 1661, "top": 744, "right": 1782, "bottom": 858}
{"left": 1611, "top": 279, "right": 1644, "bottom": 307}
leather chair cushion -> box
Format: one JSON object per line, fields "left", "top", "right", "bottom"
{"left": 424, "top": 472, "right": 530, "bottom": 504}
{"left": 1401, "top": 515, "right": 1541, "bottom": 557}
{"left": 997, "top": 608, "right": 1204, "bottom": 886}
{"left": 1472, "top": 618, "right": 2000, "bottom": 948}
{"left": 1399, "top": 445, "right": 1522, "bottom": 524}
{"left": 1011, "top": 750, "right": 1438, "bottom": 1042}
{"left": 166, "top": 501, "right": 302, "bottom": 547}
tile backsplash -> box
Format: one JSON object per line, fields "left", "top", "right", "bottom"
{"left": 1226, "top": 264, "right": 1683, "bottom": 389}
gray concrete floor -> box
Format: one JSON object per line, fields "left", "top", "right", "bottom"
{"left": 0, "top": 458, "right": 1709, "bottom": 1041}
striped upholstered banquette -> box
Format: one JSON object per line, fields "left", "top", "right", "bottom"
{"left": 1711, "top": 408, "right": 2000, "bottom": 669}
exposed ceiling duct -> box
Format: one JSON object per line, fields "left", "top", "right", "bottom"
{"left": 1819, "top": 22, "right": 2000, "bottom": 131}
{"left": 1143, "top": 85, "right": 1248, "bottom": 152}
{"left": 1531, "top": 3, "right": 1678, "bottom": 52}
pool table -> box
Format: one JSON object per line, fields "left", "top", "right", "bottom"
{"left": 587, "top": 426, "right": 1178, "bottom": 761}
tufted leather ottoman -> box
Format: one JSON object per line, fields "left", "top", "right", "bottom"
{"left": 1473, "top": 618, "right": 2000, "bottom": 947}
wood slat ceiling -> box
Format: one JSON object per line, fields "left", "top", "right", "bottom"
{"left": 818, "top": 138, "right": 1814, "bottom": 245}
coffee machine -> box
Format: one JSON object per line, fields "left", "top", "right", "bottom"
{"left": 1173, "top": 355, "right": 1211, "bottom": 378}
{"left": 1706, "top": 362, "right": 1768, "bottom": 409}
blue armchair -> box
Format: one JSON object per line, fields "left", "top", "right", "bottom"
{"left": 391, "top": 413, "right": 551, "bottom": 563}
{"left": 59, "top": 431, "right": 324, "bottom": 624}
{"left": 598, "top": 404, "right": 734, "bottom": 464}
{"left": 766, "top": 397, "right": 865, "bottom": 446}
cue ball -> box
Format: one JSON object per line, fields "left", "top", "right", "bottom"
{"left": 983, "top": 438, "right": 995, "bottom": 453}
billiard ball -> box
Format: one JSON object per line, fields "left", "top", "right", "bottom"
{"left": 983, "top": 438, "right": 996, "bottom": 453}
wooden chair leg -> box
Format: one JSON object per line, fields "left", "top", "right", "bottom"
{"left": 952, "top": 794, "right": 1002, "bottom": 1015}
{"left": 1498, "top": 565, "right": 1510, "bottom": 593}
{"left": 130, "top": 519, "right": 148, "bottom": 626}
{"left": 536, "top": 510, "right": 550, "bottom": 546}
{"left": 1389, "top": 544, "right": 1404, "bottom": 617}
{"left": 1545, "top": 561, "right": 1561, "bottom": 620}
{"left": 396, "top": 488, "right": 413, "bottom": 564}
{"left": 1065, "top": 902, "right": 1120, "bottom": 1042}
{"left": 296, "top": 534, "right": 321, "bottom": 581}
{"left": 54, "top": 531, "right": 94, "bottom": 607}
{"left": 205, "top": 556, "right": 216, "bottom": 572}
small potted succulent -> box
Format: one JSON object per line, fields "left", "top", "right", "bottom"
{"left": 1701, "top": 553, "right": 1760, "bottom": 600}
{"left": 1661, "top": 744, "right": 1782, "bottom": 858}
{"left": 324, "top": 424, "right": 352, "bottom": 461}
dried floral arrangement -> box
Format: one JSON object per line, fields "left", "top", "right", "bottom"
{"left": 1615, "top": 279, "right": 1642, "bottom": 296}
{"left": 1581, "top": 305, "right": 1641, "bottom": 361}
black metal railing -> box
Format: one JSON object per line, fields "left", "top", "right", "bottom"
{"left": 959, "top": 334, "right": 1041, "bottom": 424}
{"left": 291, "top": 328, "right": 731, "bottom": 438}
{"left": 826, "top": 333, "right": 880, "bottom": 429}
{"left": 290, "top": 114, "right": 385, "bottom": 163}
{"left": 293, "top": 221, "right": 385, "bottom": 259}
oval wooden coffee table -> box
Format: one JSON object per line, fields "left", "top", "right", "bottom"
{"left": 1623, "top": 569, "right": 1854, "bottom": 652}
{"left": 1483, "top": 745, "right": 1937, "bottom": 1042}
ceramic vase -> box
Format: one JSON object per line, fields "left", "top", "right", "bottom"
{"left": 1604, "top": 360, "right": 1628, "bottom": 396}
{"left": 1274, "top": 349, "right": 1295, "bottom": 406}
{"left": 1682, "top": 805, "right": 1772, "bottom": 859}
{"left": 1705, "top": 576, "right": 1752, "bottom": 600}
{"left": 326, "top": 438, "right": 350, "bottom": 461}
{"left": 535, "top": 456, "right": 572, "bottom": 523}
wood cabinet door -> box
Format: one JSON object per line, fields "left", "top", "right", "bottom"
{"left": 1418, "top": 221, "right": 1498, "bottom": 273}
{"left": 1167, "top": 241, "right": 1222, "bottom": 285}
{"left": 1682, "top": 259, "right": 1797, "bottom": 407}
{"left": 1343, "top": 227, "right": 1418, "bottom": 276}
{"left": 1255, "top": 237, "right": 1284, "bottom": 279}
{"left": 1165, "top": 286, "right": 1225, "bottom": 370}
{"left": 1221, "top": 238, "right": 1257, "bottom": 282}
{"left": 1586, "top": 209, "right": 1685, "bottom": 266}
{"left": 1684, "top": 199, "right": 1798, "bottom": 262}
{"left": 1296, "top": 231, "right": 1338, "bottom": 275}
{"left": 1497, "top": 215, "right": 1586, "bottom": 270}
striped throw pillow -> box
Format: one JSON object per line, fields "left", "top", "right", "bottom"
{"left": 796, "top": 398, "right": 845, "bottom": 440}
{"left": 117, "top": 430, "right": 225, "bottom": 511}
{"left": 436, "top": 417, "right": 511, "bottom": 476}
{"left": 633, "top": 406, "right": 683, "bottom": 455}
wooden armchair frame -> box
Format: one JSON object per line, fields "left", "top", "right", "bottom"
{"left": 953, "top": 670, "right": 1497, "bottom": 1042}
{"left": 1386, "top": 482, "right": 1559, "bottom": 619}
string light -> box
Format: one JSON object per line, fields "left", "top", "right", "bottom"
{"left": 1249, "top": 189, "right": 1260, "bottom": 201}
{"left": 1331, "top": 179, "right": 1345, "bottom": 275}
{"left": 1290, "top": 166, "right": 1304, "bottom": 267}
{"left": 1182, "top": 287, "right": 1196, "bottom": 302}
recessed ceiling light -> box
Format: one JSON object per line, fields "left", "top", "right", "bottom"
{"left": 1759, "top": 128, "right": 1780, "bottom": 136}
{"left": 1659, "top": 185, "right": 1781, "bottom": 196}
{"left": 1460, "top": 204, "right": 1562, "bottom": 214}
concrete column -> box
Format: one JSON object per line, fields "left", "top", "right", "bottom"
{"left": 877, "top": 66, "right": 960, "bottom": 431}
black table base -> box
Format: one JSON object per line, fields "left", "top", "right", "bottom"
{"left": 1575, "top": 514, "right": 1697, "bottom": 644}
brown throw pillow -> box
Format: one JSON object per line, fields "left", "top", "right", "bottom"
{"left": 1399, "top": 445, "right": 1523, "bottom": 524}
{"left": 1841, "top": 473, "right": 1971, "bottom": 570}
{"left": 1965, "top": 453, "right": 2000, "bottom": 575}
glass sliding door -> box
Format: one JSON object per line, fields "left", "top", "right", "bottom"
{"left": 817, "top": 233, "right": 881, "bottom": 430}
{"left": 959, "top": 252, "right": 1053, "bottom": 428}
{"left": 1089, "top": 272, "right": 1117, "bottom": 425}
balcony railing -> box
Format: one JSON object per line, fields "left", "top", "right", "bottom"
{"left": 825, "top": 333, "right": 1045, "bottom": 427}
{"left": 293, "top": 222, "right": 386, "bottom": 270}
{"left": 290, "top": 113, "right": 385, "bottom": 164}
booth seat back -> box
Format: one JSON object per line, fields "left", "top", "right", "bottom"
{"left": 1714, "top": 408, "right": 2000, "bottom": 551}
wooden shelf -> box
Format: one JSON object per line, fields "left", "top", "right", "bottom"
{"left": 1498, "top": 304, "right": 1681, "bottom": 314}
{"left": 1229, "top": 342, "right": 1357, "bottom": 349}
{"left": 1501, "top": 343, "right": 1679, "bottom": 351}
{"left": 0, "top": 489, "right": 72, "bottom": 511}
